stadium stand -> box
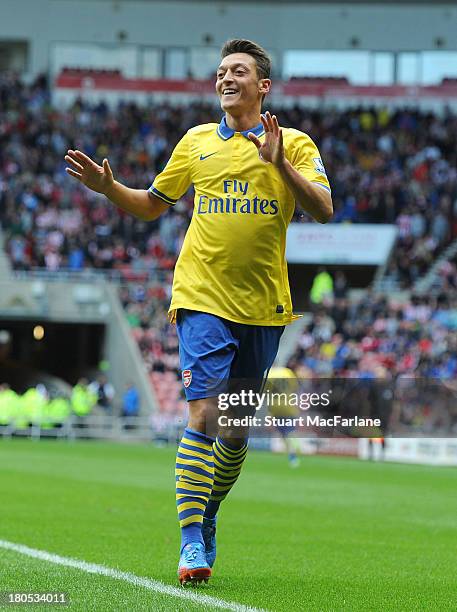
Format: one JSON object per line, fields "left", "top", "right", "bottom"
{"left": 1, "top": 73, "right": 456, "bottom": 424}
{"left": 287, "top": 290, "right": 457, "bottom": 379}
{"left": 120, "top": 280, "right": 187, "bottom": 422}
{"left": 1, "top": 74, "right": 456, "bottom": 287}
{"left": 286, "top": 286, "right": 457, "bottom": 435}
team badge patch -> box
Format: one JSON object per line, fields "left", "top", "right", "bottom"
{"left": 182, "top": 369, "right": 192, "bottom": 388}
{"left": 313, "top": 157, "right": 327, "bottom": 175}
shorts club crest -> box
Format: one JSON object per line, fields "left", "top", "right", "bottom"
{"left": 182, "top": 369, "right": 192, "bottom": 388}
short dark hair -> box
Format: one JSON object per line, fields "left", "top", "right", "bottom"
{"left": 220, "top": 39, "right": 271, "bottom": 80}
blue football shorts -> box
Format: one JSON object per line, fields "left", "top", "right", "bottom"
{"left": 176, "top": 309, "right": 285, "bottom": 402}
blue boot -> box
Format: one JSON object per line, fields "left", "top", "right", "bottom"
{"left": 202, "top": 516, "right": 217, "bottom": 568}
{"left": 177, "top": 542, "right": 211, "bottom": 586}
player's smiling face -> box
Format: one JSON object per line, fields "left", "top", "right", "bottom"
{"left": 216, "top": 53, "right": 269, "bottom": 115}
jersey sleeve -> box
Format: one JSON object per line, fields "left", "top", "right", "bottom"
{"left": 288, "top": 131, "right": 331, "bottom": 193}
{"left": 148, "top": 132, "right": 192, "bottom": 205}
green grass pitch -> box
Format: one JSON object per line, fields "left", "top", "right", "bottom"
{"left": 0, "top": 439, "right": 455, "bottom": 611}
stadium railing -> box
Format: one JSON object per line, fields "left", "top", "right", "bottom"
{"left": 12, "top": 267, "right": 171, "bottom": 285}
{"left": 0, "top": 414, "right": 184, "bottom": 444}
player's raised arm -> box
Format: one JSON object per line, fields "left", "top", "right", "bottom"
{"left": 248, "top": 112, "right": 333, "bottom": 224}
{"left": 65, "top": 150, "right": 169, "bottom": 222}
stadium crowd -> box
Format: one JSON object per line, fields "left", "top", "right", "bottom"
{"left": 120, "top": 281, "right": 186, "bottom": 419}
{"left": 1, "top": 74, "right": 456, "bottom": 432}
{"left": 1, "top": 74, "right": 456, "bottom": 288}
{"left": 121, "top": 271, "right": 457, "bottom": 432}
{"left": 286, "top": 286, "right": 457, "bottom": 434}
{"left": 287, "top": 291, "right": 457, "bottom": 380}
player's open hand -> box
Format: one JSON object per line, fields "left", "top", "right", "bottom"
{"left": 65, "top": 150, "right": 114, "bottom": 195}
{"left": 248, "top": 111, "right": 285, "bottom": 168}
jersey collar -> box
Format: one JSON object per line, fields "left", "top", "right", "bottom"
{"left": 216, "top": 116, "right": 265, "bottom": 141}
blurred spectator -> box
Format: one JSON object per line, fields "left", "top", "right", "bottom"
{"left": 122, "top": 382, "right": 140, "bottom": 418}
{"left": 333, "top": 271, "right": 348, "bottom": 300}
{"left": 89, "top": 374, "right": 115, "bottom": 415}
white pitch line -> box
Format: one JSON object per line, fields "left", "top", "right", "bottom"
{"left": 0, "top": 540, "right": 266, "bottom": 612}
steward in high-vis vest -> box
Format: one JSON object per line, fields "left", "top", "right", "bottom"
{"left": 310, "top": 268, "right": 333, "bottom": 305}
{"left": 0, "top": 384, "right": 19, "bottom": 425}
{"left": 21, "top": 386, "right": 48, "bottom": 426}
{"left": 47, "top": 396, "right": 71, "bottom": 426}
{"left": 71, "top": 379, "right": 97, "bottom": 416}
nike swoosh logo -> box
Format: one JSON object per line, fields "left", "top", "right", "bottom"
{"left": 200, "top": 152, "right": 217, "bottom": 161}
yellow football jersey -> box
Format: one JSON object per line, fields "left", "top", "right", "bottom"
{"left": 149, "top": 117, "right": 330, "bottom": 326}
